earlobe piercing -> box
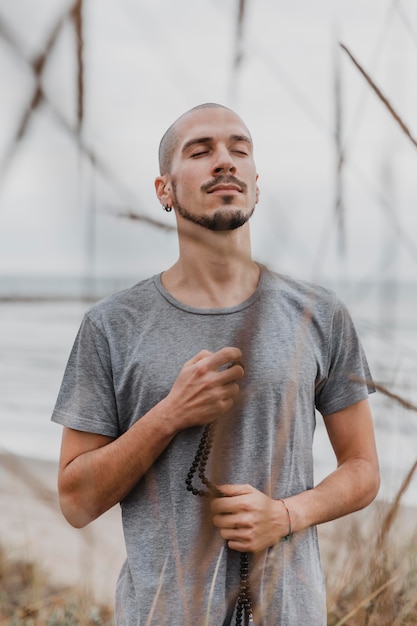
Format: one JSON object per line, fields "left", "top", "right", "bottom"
{"left": 163, "top": 204, "right": 172, "bottom": 212}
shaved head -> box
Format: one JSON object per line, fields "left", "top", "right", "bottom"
{"left": 158, "top": 103, "right": 244, "bottom": 175}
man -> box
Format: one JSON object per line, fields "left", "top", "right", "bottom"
{"left": 52, "top": 103, "right": 380, "bottom": 625}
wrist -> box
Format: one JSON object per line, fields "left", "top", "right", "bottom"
{"left": 149, "top": 397, "right": 182, "bottom": 438}
{"left": 278, "top": 498, "right": 292, "bottom": 541}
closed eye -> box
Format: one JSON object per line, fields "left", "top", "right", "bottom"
{"left": 191, "top": 150, "right": 209, "bottom": 157}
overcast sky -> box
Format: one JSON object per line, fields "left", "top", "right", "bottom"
{"left": 0, "top": 0, "right": 416, "bottom": 291}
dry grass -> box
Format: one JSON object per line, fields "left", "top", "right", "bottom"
{"left": 323, "top": 462, "right": 417, "bottom": 626}
{"left": 0, "top": 543, "right": 113, "bottom": 625}
{"left": 1, "top": 472, "right": 417, "bottom": 625}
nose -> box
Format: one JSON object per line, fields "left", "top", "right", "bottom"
{"left": 212, "top": 145, "right": 236, "bottom": 175}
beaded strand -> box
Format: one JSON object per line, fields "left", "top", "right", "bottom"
{"left": 186, "top": 422, "right": 254, "bottom": 625}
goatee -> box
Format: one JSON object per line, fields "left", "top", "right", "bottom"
{"left": 174, "top": 201, "right": 255, "bottom": 232}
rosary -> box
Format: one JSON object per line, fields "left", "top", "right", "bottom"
{"left": 186, "top": 421, "right": 255, "bottom": 626}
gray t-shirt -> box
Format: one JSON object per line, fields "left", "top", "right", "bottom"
{"left": 52, "top": 266, "right": 374, "bottom": 626}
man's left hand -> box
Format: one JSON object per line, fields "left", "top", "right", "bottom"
{"left": 210, "top": 484, "right": 289, "bottom": 553}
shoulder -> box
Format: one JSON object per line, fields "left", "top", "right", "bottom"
{"left": 261, "top": 266, "right": 340, "bottom": 314}
{"left": 83, "top": 275, "right": 160, "bottom": 331}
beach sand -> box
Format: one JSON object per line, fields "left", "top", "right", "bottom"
{"left": 1, "top": 452, "right": 416, "bottom": 609}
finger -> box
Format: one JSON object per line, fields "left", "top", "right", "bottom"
{"left": 210, "top": 495, "right": 245, "bottom": 516}
{"left": 212, "top": 513, "right": 239, "bottom": 529}
{"left": 220, "top": 381, "right": 240, "bottom": 400}
{"left": 217, "top": 364, "right": 245, "bottom": 386}
{"left": 209, "top": 347, "right": 243, "bottom": 371}
{"left": 210, "top": 485, "right": 255, "bottom": 515}
{"left": 226, "top": 539, "right": 252, "bottom": 553}
{"left": 188, "top": 349, "right": 213, "bottom": 364}
{"left": 219, "top": 529, "right": 252, "bottom": 552}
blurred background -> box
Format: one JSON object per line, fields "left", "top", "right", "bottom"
{"left": 0, "top": 0, "right": 416, "bottom": 505}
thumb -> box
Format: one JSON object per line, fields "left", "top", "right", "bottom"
{"left": 215, "top": 483, "right": 254, "bottom": 498}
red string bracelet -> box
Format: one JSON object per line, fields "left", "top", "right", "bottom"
{"left": 279, "top": 498, "right": 292, "bottom": 542}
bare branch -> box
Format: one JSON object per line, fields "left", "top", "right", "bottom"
{"left": 70, "top": 0, "right": 84, "bottom": 132}
{"left": 340, "top": 42, "right": 417, "bottom": 150}
{"left": 377, "top": 459, "right": 417, "bottom": 547}
{"left": 351, "top": 375, "right": 417, "bottom": 412}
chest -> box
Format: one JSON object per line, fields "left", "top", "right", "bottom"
{"left": 109, "top": 308, "right": 327, "bottom": 430}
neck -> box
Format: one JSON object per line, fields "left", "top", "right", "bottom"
{"left": 162, "top": 224, "right": 260, "bottom": 308}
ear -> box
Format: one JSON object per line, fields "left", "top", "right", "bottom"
{"left": 155, "top": 175, "right": 173, "bottom": 208}
{"left": 255, "top": 174, "right": 260, "bottom": 204}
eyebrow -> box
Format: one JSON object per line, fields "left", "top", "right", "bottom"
{"left": 181, "top": 134, "right": 252, "bottom": 154}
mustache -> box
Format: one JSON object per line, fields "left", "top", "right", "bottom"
{"left": 200, "top": 175, "right": 247, "bottom": 194}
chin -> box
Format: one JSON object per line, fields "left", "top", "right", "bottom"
{"left": 175, "top": 199, "right": 255, "bottom": 232}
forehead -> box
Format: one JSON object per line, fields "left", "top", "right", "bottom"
{"left": 174, "top": 108, "right": 252, "bottom": 151}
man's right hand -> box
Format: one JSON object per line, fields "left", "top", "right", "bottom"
{"left": 162, "top": 347, "right": 244, "bottom": 431}
{"left": 58, "top": 346, "right": 244, "bottom": 528}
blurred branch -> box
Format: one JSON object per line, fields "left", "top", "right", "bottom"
{"left": 228, "top": 0, "right": 246, "bottom": 106}
{"left": 334, "top": 41, "right": 346, "bottom": 257}
{"left": 70, "top": 0, "right": 84, "bottom": 132}
{"left": 377, "top": 459, "right": 417, "bottom": 547}
{"left": 104, "top": 206, "right": 176, "bottom": 232}
{"left": 373, "top": 382, "right": 417, "bottom": 412}
{"left": 340, "top": 42, "right": 417, "bottom": 150}
{"left": 350, "top": 160, "right": 417, "bottom": 266}
{"left": 45, "top": 105, "right": 170, "bottom": 230}
{"left": 0, "top": 11, "right": 66, "bottom": 141}
{"left": 233, "top": 0, "right": 246, "bottom": 73}
{"left": 0, "top": 6, "right": 168, "bottom": 231}
{"left": 0, "top": 9, "right": 67, "bottom": 179}
{"left": 351, "top": 375, "right": 417, "bottom": 412}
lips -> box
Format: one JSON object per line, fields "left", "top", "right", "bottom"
{"left": 202, "top": 176, "right": 247, "bottom": 194}
{"left": 207, "top": 184, "right": 242, "bottom": 194}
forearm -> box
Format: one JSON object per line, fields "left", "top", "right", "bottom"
{"left": 59, "top": 398, "right": 178, "bottom": 528}
{"left": 211, "top": 457, "right": 379, "bottom": 553}
{"left": 284, "top": 456, "right": 380, "bottom": 534}
{"left": 285, "top": 399, "right": 381, "bottom": 534}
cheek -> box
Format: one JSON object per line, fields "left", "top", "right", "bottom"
{"left": 171, "top": 173, "right": 200, "bottom": 203}
{"left": 169, "top": 179, "right": 182, "bottom": 204}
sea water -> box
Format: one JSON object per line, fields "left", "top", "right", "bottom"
{"left": 0, "top": 295, "right": 416, "bottom": 506}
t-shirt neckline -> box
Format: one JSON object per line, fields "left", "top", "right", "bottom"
{"left": 153, "top": 265, "right": 265, "bottom": 315}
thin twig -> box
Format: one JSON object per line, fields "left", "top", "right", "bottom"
{"left": 339, "top": 43, "right": 417, "bottom": 150}
{"left": 373, "top": 382, "right": 417, "bottom": 412}
{"left": 205, "top": 546, "right": 225, "bottom": 626}
{"left": 145, "top": 556, "right": 168, "bottom": 626}
{"left": 334, "top": 576, "right": 398, "bottom": 626}
{"left": 377, "top": 459, "right": 417, "bottom": 547}
{"left": 350, "top": 375, "right": 417, "bottom": 412}
{"left": 70, "top": 0, "right": 84, "bottom": 132}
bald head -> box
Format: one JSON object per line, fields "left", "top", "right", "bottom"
{"left": 158, "top": 103, "right": 248, "bottom": 175}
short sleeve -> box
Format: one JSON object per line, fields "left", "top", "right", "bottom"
{"left": 51, "top": 314, "right": 120, "bottom": 437}
{"left": 315, "top": 299, "right": 375, "bottom": 416}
